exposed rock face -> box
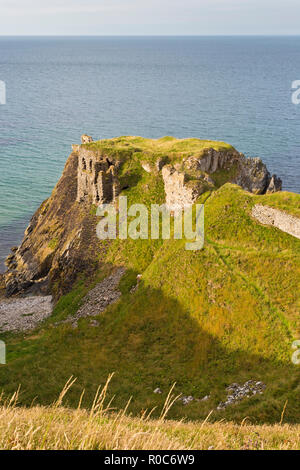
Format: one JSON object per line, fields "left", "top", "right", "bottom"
{"left": 3, "top": 135, "right": 123, "bottom": 299}
{"left": 252, "top": 205, "right": 300, "bottom": 239}
{"left": 188, "top": 148, "right": 237, "bottom": 173}
{"left": 266, "top": 175, "right": 282, "bottom": 194}
{"left": 162, "top": 165, "right": 213, "bottom": 211}
{"left": 141, "top": 157, "right": 168, "bottom": 174}
{"left": 141, "top": 162, "right": 152, "bottom": 173}
{"left": 5, "top": 208, "right": 54, "bottom": 297}
{"left": 3, "top": 135, "right": 284, "bottom": 299}
{"left": 234, "top": 156, "right": 282, "bottom": 195}
{"left": 4, "top": 148, "right": 106, "bottom": 299}
{"left": 234, "top": 157, "right": 270, "bottom": 194}
{"left": 77, "top": 147, "right": 120, "bottom": 205}
{"left": 161, "top": 148, "right": 282, "bottom": 211}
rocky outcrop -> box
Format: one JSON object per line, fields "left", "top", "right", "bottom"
{"left": 3, "top": 135, "right": 284, "bottom": 299}
{"left": 252, "top": 205, "right": 300, "bottom": 239}
{"left": 187, "top": 148, "right": 237, "bottom": 173}
{"left": 266, "top": 175, "right": 282, "bottom": 193}
{"left": 234, "top": 156, "right": 282, "bottom": 194}
{"left": 160, "top": 148, "right": 282, "bottom": 211}
{"left": 4, "top": 209, "right": 54, "bottom": 297}
{"left": 4, "top": 144, "right": 106, "bottom": 299}
{"left": 141, "top": 157, "right": 168, "bottom": 174}
{"left": 4, "top": 134, "right": 124, "bottom": 299}
{"left": 217, "top": 381, "right": 266, "bottom": 410}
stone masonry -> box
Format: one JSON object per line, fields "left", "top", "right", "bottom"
{"left": 162, "top": 165, "right": 209, "bottom": 211}
{"left": 161, "top": 149, "right": 282, "bottom": 211}
{"left": 252, "top": 204, "right": 300, "bottom": 239}
{"left": 75, "top": 135, "right": 120, "bottom": 205}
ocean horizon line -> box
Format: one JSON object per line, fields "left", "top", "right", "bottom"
{"left": 1, "top": 34, "right": 300, "bottom": 38}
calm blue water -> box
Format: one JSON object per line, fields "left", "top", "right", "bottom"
{"left": 0, "top": 36, "right": 300, "bottom": 270}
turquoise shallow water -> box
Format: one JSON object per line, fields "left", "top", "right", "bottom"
{"left": 0, "top": 36, "right": 299, "bottom": 270}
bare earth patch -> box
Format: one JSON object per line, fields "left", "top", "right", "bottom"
{"left": 0, "top": 296, "right": 53, "bottom": 332}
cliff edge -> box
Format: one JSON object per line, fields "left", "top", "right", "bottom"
{"left": 3, "top": 135, "right": 282, "bottom": 298}
{"left": 1, "top": 136, "right": 300, "bottom": 424}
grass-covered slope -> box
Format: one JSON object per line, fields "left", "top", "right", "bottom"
{"left": 2, "top": 136, "right": 236, "bottom": 300}
{"left": 1, "top": 171, "right": 299, "bottom": 425}
{"left": 1, "top": 381, "right": 300, "bottom": 450}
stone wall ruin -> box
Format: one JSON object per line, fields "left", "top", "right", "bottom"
{"left": 74, "top": 136, "right": 120, "bottom": 205}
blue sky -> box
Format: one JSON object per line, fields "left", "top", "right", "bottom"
{"left": 0, "top": 0, "right": 300, "bottom": 36}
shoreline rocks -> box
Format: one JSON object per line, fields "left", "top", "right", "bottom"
{"left": 0, "top": 295, "right": 53, "bottom": 332}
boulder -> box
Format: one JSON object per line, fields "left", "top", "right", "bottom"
{"left": 266, "top": 175, "right": 282, "bottom": 193}
{"left": 234, "top": 156, "right": 271, "bottom": 194}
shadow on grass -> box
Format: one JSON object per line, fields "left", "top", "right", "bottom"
{"left": 0, "top": 270, "right": 299, "bottom": 425}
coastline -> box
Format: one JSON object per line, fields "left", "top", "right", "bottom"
{"left": 0, "top": 217, "right": 31, "bottom": 273}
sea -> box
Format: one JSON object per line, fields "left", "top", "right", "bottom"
{"left": 0, "top": 36, "right": 299, "bottom": 270}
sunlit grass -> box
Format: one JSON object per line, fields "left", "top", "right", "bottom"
{"left": 1, "top": 377, "right": 299, "bottom": 450}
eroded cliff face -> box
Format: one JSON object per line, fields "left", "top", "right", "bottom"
{"left": 161, "top": 148, "right": 282, "bottom": 211}
{"left": 3, "top": 135, "right": 282, "bottom": 299}
{"left": 4, "top": 149, "right": 104, "bottom": 298}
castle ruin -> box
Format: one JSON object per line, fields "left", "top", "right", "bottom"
{"left": 75, "top": 135, "right": 120, "bottom": 205}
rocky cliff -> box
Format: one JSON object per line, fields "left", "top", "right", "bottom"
{"left": 3, "top": 135, "right": 282, "bottom": 298}
{"left": 1, "top": 136, "right": 300, "bottom": 425}
{"left": 161, "top": 148, "right": 281, "bottom": 211}
{"left": 4, "top": 144, "right": 102, "bottom": 298}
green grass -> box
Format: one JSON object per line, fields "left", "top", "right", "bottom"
{"left": 83, "top": 136, "right": 234, "bottom": 166}
{"left": 0, "top": 133, "right": 300, "bottom": 427}
{"left": 1, "top": 182, "right": 299, "bottom": 424}
{"left": 257, "top": 191, "right": 300, "bottom": 218}
{"left": 48, "top": 238, "right": 59, "bottom": 250}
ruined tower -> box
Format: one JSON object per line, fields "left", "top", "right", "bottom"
{"left": 75, "top": 135, "right": 120, "bottom": 205}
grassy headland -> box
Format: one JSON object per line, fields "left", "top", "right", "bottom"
{"left": 0, "top": 137, "right": 299, "bottom": 429}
